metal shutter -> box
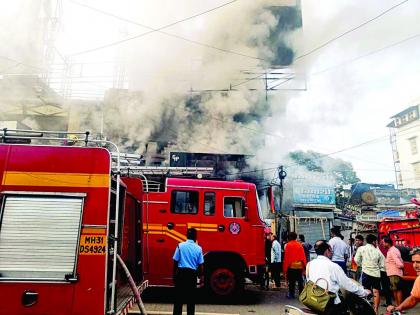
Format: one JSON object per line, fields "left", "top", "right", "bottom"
{"left": 0, "top": 196, "right": 83, "bottom": 280}
{"left": 297, "top": 219, "right": 331, "bottom": 245}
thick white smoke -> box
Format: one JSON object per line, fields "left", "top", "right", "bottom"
{"left": 3, "top": 0, "right": 420, "bottom": 183}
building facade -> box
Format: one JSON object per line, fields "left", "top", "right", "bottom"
{"left": 388, "top": 105, "right": 420, "bottom": 189}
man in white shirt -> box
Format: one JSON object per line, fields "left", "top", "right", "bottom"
{"left": 270, "top": 234, "right": 282, "bottom": 288}
{"left": 328, "top": 227, "right": 349, "bottom": 273}
{"left": 307, "top": 240, "right": 370, "bottom": 315}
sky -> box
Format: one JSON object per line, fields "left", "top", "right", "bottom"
{"left": 1, "top": 0, "right": 420, "bottom": 186}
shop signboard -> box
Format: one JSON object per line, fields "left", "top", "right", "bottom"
{"left": 293, "top": 182, "right": 336, "bottom": 206}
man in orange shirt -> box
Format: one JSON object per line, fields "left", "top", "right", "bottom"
{"left": 283, "top": 231, "right": 307, "bottom": 299}
{"left": 387, "top": 247, "right": 420, "bottom": 313}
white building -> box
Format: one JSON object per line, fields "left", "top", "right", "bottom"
{"left": 388, "top": 105, "right": 420, "bottom": 189}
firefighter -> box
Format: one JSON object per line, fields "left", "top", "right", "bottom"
{"left": 172, "top": 228, "right": 204, "bottom": 315}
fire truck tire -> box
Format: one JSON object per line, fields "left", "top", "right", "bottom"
{"left": 207, "top": 265, "right": 243, "bottom": 298}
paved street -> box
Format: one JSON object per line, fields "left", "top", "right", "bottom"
{"left": 131, "top": 285, "right": 420, "bottom": 315}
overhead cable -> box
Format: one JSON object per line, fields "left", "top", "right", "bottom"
{"left": 231, "top": 0, "right": 410, "bottom": 88}
{"left": 69, "top": 0, "right": 241, "bottom": 57}
{"left": 295, "top": 0, "right": 410, "bottom": 61}
{"left": 68, "top": 0, "right": 263, "bottom": 62}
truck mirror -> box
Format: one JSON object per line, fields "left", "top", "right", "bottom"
{"left": 244, "top": 201, "right": 249, "bottom": 221}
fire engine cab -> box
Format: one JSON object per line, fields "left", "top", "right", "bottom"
{"left": 120, "top": 164, "right": 267, "bottom": 298}
{"left": 0, "top": 130, "right": 147, "bottom": 315}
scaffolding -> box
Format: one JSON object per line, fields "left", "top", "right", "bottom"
{"left": 389, "top": 126, "right": 403, "bottom": 189}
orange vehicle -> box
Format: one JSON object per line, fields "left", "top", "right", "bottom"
{"left": 0, "top": 130, "right": 146, "bottom": 315}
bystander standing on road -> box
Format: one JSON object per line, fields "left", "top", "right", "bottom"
{"left": 172, "top": 228, "right": 204, "bottom": 315}
{"left": 352, "top": 234, "right": 364, "bottom": 281}
{"left": 283, "top": 231, "right": 306, "bottom": 299}
{"left": 299, "top": 234, "right": 312, "bottom": 263}
{"left": 355, "top": 234, "right": 383, "bottom": 314}
{"left": 382, "top": 236, "right": 404, "bottom": 307}
{"left": 328, "top": 227, "right": 349, "bottom": 273}
{"left": 387, "top": 247, "right": 420, "bottom": 313}
{"left": 377, "top": 244, "right": 393, "bottom": 307}
{"left": 270, "top": 234, "right": 282, "bottom": 288}
{"left": 261, "top": 229, "right": 272, "bottom": 290}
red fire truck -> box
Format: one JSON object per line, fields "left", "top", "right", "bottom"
{"left": 138, "top": 175, "right": 266, "bottom": 297}
{"left": 0, "top": 128, "right": 267, "bottom": 315}
{"left": 0, "top": 130, "right": 146, "bottom": 315}
{"left": 378, "top": 216, "right": 420, "bottom": 281}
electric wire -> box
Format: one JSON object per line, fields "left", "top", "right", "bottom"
{"left": 69, "top": 0, "right": 241, "bottom": 57}
{"left": 231, "top": 0, "right": 411, "bottom": 88}
{"left": 68, "top": 0, "right": 264, "bottom": 62}
{"left": 225, "top": 123, "right": 420, "bottom": 177}
{"left": 312, "top": 31, "right": 420, "bottom": 76}
{"left": 295, "top": 0, "right": 410, "bottom": 61}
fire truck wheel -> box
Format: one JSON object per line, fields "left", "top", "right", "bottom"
{"left": 207, "top": 266, "right": 242, "bottom": 297}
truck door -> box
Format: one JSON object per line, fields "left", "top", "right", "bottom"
{"left": 203, "top": 191, "right": 250, "bottom": 297}
{"left": 146, "top": 189, "right": 199, "bottom": 285}
{"left": 221, "top": 193, "right": 249, "bottom": 252}
{"left": 0, "top": 193, "right": 83, "bottom": 315}
{"left": 198, "top": 191, "right": 221, "bottom": 249}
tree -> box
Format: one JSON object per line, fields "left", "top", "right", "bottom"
{"left": 288, "top": 150, "right": 360, "bottom": 185}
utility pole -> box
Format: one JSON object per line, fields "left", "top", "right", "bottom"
{"left": 278, "top": 165, "right": 287, "bottom": 210}
{"left": 276, "top": 165, "right": 287, "bottom": 238}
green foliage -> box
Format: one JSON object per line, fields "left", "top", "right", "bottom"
{"left": 288, "top": 150, "right": 360, "bottom": 185}
{"left": 335, "top": 185, "right": 349, "bottom": 210}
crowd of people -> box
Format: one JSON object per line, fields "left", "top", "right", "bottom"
{"left": 170, "top": 227, "right": 420, "bottom": 315}
{"left": 263, "top": 227, "right": 420, "bottom": 314}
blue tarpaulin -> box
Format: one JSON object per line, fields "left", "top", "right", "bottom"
{"left": 377, "top": 210, "right": 402, "bottom": 218}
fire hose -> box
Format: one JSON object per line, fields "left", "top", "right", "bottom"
{"left": 116, "top": 254, "right": 147, "bottom": 315}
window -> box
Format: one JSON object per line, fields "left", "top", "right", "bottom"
{"left": 0, "top": 195, "right": 83, "bottom": 280}
{"left": 224, "top": 197, "right": 245, "bottom": 218}
{"left": 413, "top": 162, "right": 420, "bottom": 180}
{"left": 408, "top": 111, "right": 415, "bottom": 120}
{"left": 204, "top": 192, "right": 215, "bottom": 216}
{"left": 171, "top": 190, "right": 198, "bottom": 214}
{"left": 409, "top": 137, "right": 418, "bottom": 155}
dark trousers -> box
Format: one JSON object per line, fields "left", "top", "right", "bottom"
{"left": 270, "top": 262, "right": 281, "bottom": 287}
{"left": 261, "top": 263, "right": 270, "bottom": 289}
{"left": 332, "top": 260, "right": 347, "bottom": 274}
{"left": 324, "top": 301, "right": 347, "bottom": 315}
{"left": 287, "top": 268, "right": 303, "bottom": 296}
{"left": 173, "top": 268, "right": 197, "bottom": 315}
{"left": 380, "top": 271, "right": 393, "bottom": 306}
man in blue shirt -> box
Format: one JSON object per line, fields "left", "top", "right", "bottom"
{"left": 173, "top": 228, "right": 204, "bottom": 315}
